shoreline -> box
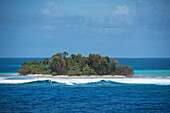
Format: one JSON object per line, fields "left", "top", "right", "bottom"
{"left": 25, "top": 74, "right": 137, "bottom": 78}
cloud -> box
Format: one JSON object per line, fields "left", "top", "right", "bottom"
{"left": 41, "top": 9, "right": 51, "bottom": 15}
{"left": 46, "top": 1, "right": 58, "bottom": 10}
{"left": 110, "top": 5, "right": 133, "bottom": 25}
{"left": 137, "top": 0, "right": 150, "bottom": 5}
{"left": 113, "top": 5, "right": 130, "bottom": 16}
{"left": 40, "top": 1, "right": 64, "bottom": 18}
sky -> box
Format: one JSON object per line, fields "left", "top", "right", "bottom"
{"left": 0, "top": 0, "right": 170, "bottom": 58}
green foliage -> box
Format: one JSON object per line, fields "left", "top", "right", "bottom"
{"left": 46, "top": 68, "right": 52, "bottom": 74}
{"left": 23, "top": 61, "right": 28, "bottom": 66}
{"left": 52, "top": 72, "right": 57, "bottom": 76}
{"left": 38, "top": 68, "right": 52, "bottom": 74}
{"left": 74, "top": 70, "right": 82, "bottom": 75}
{"left": 111, "top": 59, "right": 119, "bottom": 71}
{"left": 51, "top": 53, "right": 63, "bottom": 59}
{"left": 79, "top": 57, "right": 89, "bottom": 69}
{"left": 96, "top": 58, "right": 110, "bottom": 75}
{"left": 69, "top": 65, "right": 82, "bottom": 75}
{"left": 63, "top": 51, "right": 69, "bottom": 58}
{"left": 42, "top": 58, "right": 49, "bottom": 65}
{"left": 50, "top": 57, "right": 66, "bottom": 75}
{"left": 104, "top": 56, "right": 110, "bottom": 63}
{"left": 18, "top": 51, "right": 134, "bottom": 76}
{"left": 82, "top": 65, "right": 96, "bottom": 75}
{"left": 66, "top": 57, "right": 76, "bottom": 69}
{"left": 18, "top": 65, "right": 30, "bottom": 75}
{"left": 31, "top": 60, "right": 39, "bottom": 65}
{"left": 122, "top": 65, "right": 134, "bottom": 76}
{"left": 18, "top": 60, "right": 48, "bottom": 75}
{"left": 89, "top": 54, "right": 102, "bottom": 71}
{"left": 88, "top": 54, "right": 111, "bottom": 75}
{"left": 71, "top": 54, "right": 77, "bottom": 61}
{"left": 114, "top": 64, "right": 124, "bottom": 75}
{"left": 113, "top": 64, "right": 134, "bottom": 76}
{"left": 77, "top": 53, "right": 82, "bottom": 61}
{"left": 67, "top": 70, "right": 76, "bottom": 76}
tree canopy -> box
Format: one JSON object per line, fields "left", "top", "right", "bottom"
{"left": 18, "top": 52, "right": 134, "bottom": 76}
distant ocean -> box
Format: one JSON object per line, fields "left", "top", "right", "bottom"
{"left": 0, "top": 58, "right": 170, "bottom": 113}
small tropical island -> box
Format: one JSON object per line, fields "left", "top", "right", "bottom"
{"left": 18, "top": 52, "right": 134, "bottom": 78}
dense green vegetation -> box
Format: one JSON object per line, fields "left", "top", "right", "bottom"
{"left": 18, "top": 52, "right": 134, "bottom": 76}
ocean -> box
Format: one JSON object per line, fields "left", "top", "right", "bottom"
{"left": 0, "top": 58, "right": 170, "bottom": 113}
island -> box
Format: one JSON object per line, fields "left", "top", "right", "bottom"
{"left": 18, "top": 52, "right": 134, "bottom": 77}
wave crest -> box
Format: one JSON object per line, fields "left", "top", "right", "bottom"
{"left": 0, "top": 77, "right": 170, "bottom": 85}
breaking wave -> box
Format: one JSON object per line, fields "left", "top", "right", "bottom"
{"left": 0, "top": 77, "right": 170, "bottom": 85}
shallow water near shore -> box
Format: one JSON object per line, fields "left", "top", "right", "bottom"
{"left": 0, "top": 58, "right": 170, "bottom": 112}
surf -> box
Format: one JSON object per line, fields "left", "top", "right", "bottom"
{"left": 0, "top": 76, "right": 170, "bottom": 85}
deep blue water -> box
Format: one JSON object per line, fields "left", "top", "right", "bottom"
{"left": 0, "top": 58, "right": 170, "bottom": 113}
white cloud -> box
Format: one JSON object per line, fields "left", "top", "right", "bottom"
{"left": 111, "top": 5, "right": 132, "bottom": 24}
{"left": 40, "top": 1, "right": 64, "bottom": 18}
{"left": 113, "top": 5, "right": 130, "bottom": 16}
{"left": 46, "top": 1, "right": 58, "bottom": 10}
{"left": 137, "top": 0, "right": 150, "bottom": 5}
{"left": 41, "top": 9, "right": 51, "bottom": 15}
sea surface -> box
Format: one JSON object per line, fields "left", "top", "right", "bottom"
{"left": 0, "top": 58, "right": 170, "bottom": 113}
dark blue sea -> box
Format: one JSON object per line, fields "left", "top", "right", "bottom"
{"left": 0, "top": 58, "right": 170, "bottom": 113}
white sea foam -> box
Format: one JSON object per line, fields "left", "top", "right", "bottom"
{"left": 49, "top": 78, "right": 105, "bottom": 85}
{"left": 0, "top": 73, "right": 18, "bottom": 75}
{"left": 0, "top": 78, "right": 47, "bottom": 84}
{"left": 56, "top": 78, "right": 170, "bottom": 85}
{"left": 0, "top": 77, "right": 170, "bottom": 85}
{"left": 108, "top": 78, "right": 170, "bottom": 85}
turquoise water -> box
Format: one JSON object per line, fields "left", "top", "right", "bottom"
{"left": 0, "top": 58, "right": 170, "bottom": 112}
{"left": 134, "top": 70, "right": 170, "bottom": 78}
{"left": 135, "top": 70, "right": 170, "bottom": 73}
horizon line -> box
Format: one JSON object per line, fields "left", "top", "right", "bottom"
{"left": 0, "top": 56, "right": 170, "bottom": 58}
